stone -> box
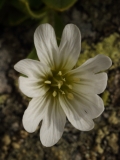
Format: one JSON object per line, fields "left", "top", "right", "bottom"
{"left": 2, "top": 135, "right": 11, "bottom": 146}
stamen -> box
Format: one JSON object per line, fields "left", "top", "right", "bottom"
{"left": 67, "top": 85, "right": 72, "bottom": 89}
{"left": 58, "top": 71, "right": 62, "bottom": 76}
{"left": 44, "top": 80, "right": 51, "bottom": 84}
{"left": 67, "top": 93, "right": 74, "bottom": 100}
{"left": 53, "top": 91, "right": 57, "bottom": 97}
{"left": 58, "top": 81, "right": 63, "bottom": 89}
{"left": 58, "top": 83, "right": 61, "bottom": 89}
{"left": 62, "top": 78, "right": 66, "bottom": 81}
{"left": 60, "top": 90, "right": 65, "bottom": 94}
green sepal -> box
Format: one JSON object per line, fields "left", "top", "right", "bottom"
{"left": 27, "top": 48, "right": 39, "bottom": 60}
{"left": 0, "top": 0, "right": 6, "bottom": 9}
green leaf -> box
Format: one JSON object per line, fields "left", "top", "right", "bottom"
{"left": 27, "top": 48, "right": 39, "bottom": 60}
{"left": 10, "top": 0, "right": 46, "bottom": 19}
{"left": 0, "top": 0, "right": 6, "bottom": 9}
{"left": 8, "top": 9, "right": 29, "bottom": 26}
{"left": 42, "top": 0, "right": 77, "bottom": 11}
{"left": 27, "top": 0, "right": 42, "bottom": 9}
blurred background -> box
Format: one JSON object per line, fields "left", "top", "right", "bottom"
{"left": 0, "top": 0, "right": 120, "bottom": 159}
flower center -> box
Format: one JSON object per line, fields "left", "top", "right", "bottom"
{"left": 44, "top": 71, "right": 74, "bottom": 99}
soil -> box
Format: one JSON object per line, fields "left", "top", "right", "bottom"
{"left": 0, "top": 0, "right": 120, "bottom": 160}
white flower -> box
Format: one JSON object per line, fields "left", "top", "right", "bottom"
{"left": 14, "top": 23, "right": 112, "bottom": 147}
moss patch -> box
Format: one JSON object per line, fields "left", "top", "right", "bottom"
{"left": 77, "top": 33, "right": 120, "bottom": 69}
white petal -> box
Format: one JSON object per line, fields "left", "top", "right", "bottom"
{"left": 22, "top": 96, "right": 47, "bottom": 133}
{"left": 19, "top": 76, "right": 49, "bottom": 98}
{"left": 72, "top": 72, "right": 108, "bottom": 94}
{"left": 40, "top": 97, "right": 66, "bottom": 147}
{"left": 75, "top": 54, "right": 112, "bottom": 73}
{"left": 93, "top": 73, "right": 108, "bottom": 94}
{"left": 58, "top": 24, "right": 81, "bottom": 72}
{"left": 14, "top": 59, "right": 52, "bottom": 78}
{"left": 34, "top": 23, "right": 59, "bottom": 69}
{"left": 72, "top": 93, "right": 104, "bottom": 119}
{"left": 59, "top": 94, "right": 94, "bottom": 131}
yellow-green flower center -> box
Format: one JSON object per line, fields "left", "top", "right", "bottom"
{"left": 44, "top": 71, "right": 74, "bottom": 99}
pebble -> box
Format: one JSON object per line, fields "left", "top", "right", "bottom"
{"left": 20, "top": 130, "right": 28, "bottom": 138}
{"left": 95, "top": 144, "right": 104, "bottom": 154}
{"left": 12, "top": 142, "right": 20, "bottom": 149}
{"left": 95, "top": 129, "right": 105, "bottom": 144}
{"left": 2, "top": 135, "right": 11, "bottom": 146}
{"left": 107, "top": 133, "right": 119, "bottom": 154}
{"left": 108, "top": 112, "right": 119, "bottom": 125}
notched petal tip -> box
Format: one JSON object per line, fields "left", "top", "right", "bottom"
{"left": 57, "top": 23, "right": 81, "bottom": 72}
{"left": 65, "top": 23, "right": 81, "bottom": 34}
{"left": 40, "top": 135, "right": 60, "bottom": 147}
{"left": 74, "top": 54, "right": 112, "bottom": 74}
{"left": 93, "top": 95, "right": 105, "bottom": 119}
{"left": 22, "top": 111, "right": 37, "bottom": 133}
{"left": 40, "top": 98, "right": 66, "bottom": 147}
{"left": 34, "top": 23, "right": 52, "bottom": 34}
{"left": 14, "top": 59, "right": 35, "bottom": 76}
{"left": 14, "top": 60, "right": 22, "bottom": 72}
{"left": 34, "top": 23, "right": 58, "bottom": 68}
{"left": 82, "top": 121, "right": 95, "bottom": 131}
{"left": 98, "top": 54, "right": 112, "bottom": 69}
{"left": 34, "top": 24, "right": 53, "bottom": 44}
{"left": 22, "top": 97, "right": 46, "bottom": 133}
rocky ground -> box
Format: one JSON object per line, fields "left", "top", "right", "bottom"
{"left": 0, "top": 0, "right": 120, "bottom": 160}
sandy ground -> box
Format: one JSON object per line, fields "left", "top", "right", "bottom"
{"left": 0, "top": 0, "right": 120, "bottom": 159}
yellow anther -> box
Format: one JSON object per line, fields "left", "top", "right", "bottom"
{"left": 58, "top": 81, "right": 63, "bottom": 89}
{"left": 58, "top": 83, "right": 61, "bottom": 89}
{"left": 67, "top": 85, "right": 72, "bottom": 89}
{"left": 62, "top": 78, "right": 66, "bottom": 81}
{"left": 58, "top": 71, "right": 62, "bottom": 76}
{"left": 67, "top": 93, "right": 74, "bottom": 100}
{"left": 53, "top": 91, "right": 57, "bottom": 97}
{"left": 44, "top": 80, "right": 51, "bottom": 84}
{"left": 60, "top": 90, "right": 65, "bottom": 94}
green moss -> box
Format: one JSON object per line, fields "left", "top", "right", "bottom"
{"left": 77, "top": 33, "right": 120, "bottom": 69}
{"left": 102, "top": 90, "right": 110, "bottom": 106}
{"left": 77, "top": 33, "right": 120, "bottom": 106}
